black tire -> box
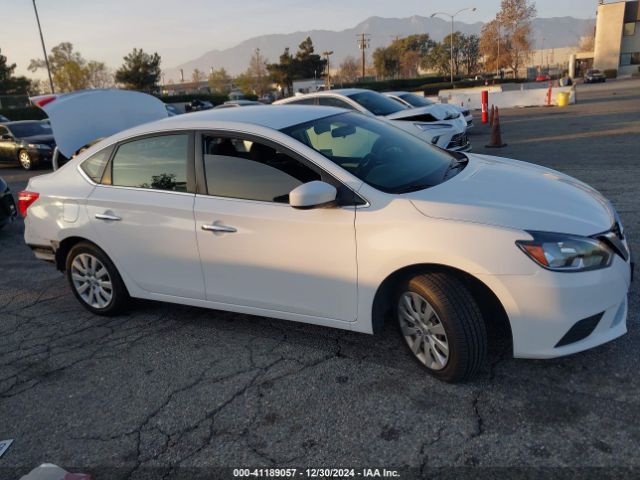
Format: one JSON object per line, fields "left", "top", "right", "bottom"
{"left": 18, "top": 150, "right": 36, "bottom": 170}
{"left": 65, "top": 241, "right": 130, "bottom": 316}
{"left": 396, "top": 272, "right": 487, "bottom": 383}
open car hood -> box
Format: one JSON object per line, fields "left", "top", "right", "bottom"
{"left": 30, "top": 89, "right": 169, "bottom": 158}
{"left": 385, "top": 103, "right": 458, "bottom": 122}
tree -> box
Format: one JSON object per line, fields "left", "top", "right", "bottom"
{"left": 480, "top": 20, "right": 507, "bottom": 73}
{"left": 115, "top": 48, "right": 161, "bottom": 92}
{"left": 86, "top": 61, "right": 112, "bottom": 88}
{"left": 460, "top": 34, "right": 481, "bottom": 75}
{"left": 424, "top": 42, "right": 451, "bottom": 76}
{"left": 28, "top": 42, "right": 93, "bottom": 92}
{"left": 0, "top": 50, "right": 32, "bottom": 94}
{"left": 496, "top": 0, "right": 537, "bottom": 77}
{"left": 267, "top": 48, "right": 294, "bottom": 96}
{"left": 292, "top": 37, "right": 326, "bottom": 80}
{"left": 337, "top": 56, "right": 360, "bottom": 83}
{"left": 372, "top": 34, "right": 434, "bottom": 79}
{"left": 373, "top": 46, "right": 400, "bottom": 79}
{"left": 208, "top": 68, "right": 231, "bottom": 94}
{"left": 192, "top": 68, "right": 205, "bottom": 83}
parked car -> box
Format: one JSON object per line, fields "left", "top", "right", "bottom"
{"left": 213, "top": 100, "right": 264, "bottom": 109}
{"left": 0, "top": 120, "right": 56, "bottom": 170}
{"left": 165, "top": 104, "right": 182, "bottom": 116}
{"left": 275, "top": 89, "right": 470, "bottom": 152}
{"left": 0, "top": 176, "right": 17, "bottom": 229}
{"left": 186, "top": 99, "right": 214, "bottom": 112}
{"left": 0, "top": 114, "right": 10, "bottom": 122}
{"left": 584, "top": 69, "right": 606, "bottom": 83}
{"left": 22, "top": 101, "right": 633, "bottom": 383}
{"left": 384, "top": 91, "right": 474, "bottom": 129}
{"left": 535, "top": 74, "right": 551, "bottom": 82}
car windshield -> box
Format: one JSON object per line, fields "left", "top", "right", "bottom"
{"left": 8, "top": 122, "right": 52, "bottom": 138}
{"left": 346, "top": 91, "right": 408, "bottom": 116}
{"left": 399, "top": 93, "right": 435, "bottom": 107}
{"left": 282, "top": 112, "right": 458, "bottom": 194}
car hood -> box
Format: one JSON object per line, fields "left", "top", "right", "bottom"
{"left": 386, "top": 104, "right": 457, "bottom": 121}
{"left": 406, "top": 153, "right": 614, "bottom": 236}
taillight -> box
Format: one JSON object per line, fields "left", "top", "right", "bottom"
{"left": 18, "top": 191, "right": 40, "bottom": 217}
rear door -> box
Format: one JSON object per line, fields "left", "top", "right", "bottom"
{"left": 85, "top": 132, "right": 205, "bottom": 300}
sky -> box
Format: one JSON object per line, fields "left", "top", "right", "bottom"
{"left": 1, "top": 0, "right": 598, "bottom": 79}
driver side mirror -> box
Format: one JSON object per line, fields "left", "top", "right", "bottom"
{"left": 1, "top": 134, "right": 12, "bottom": 141}
{"left": 289, "top": 181, "right": 337, "bottom": 209}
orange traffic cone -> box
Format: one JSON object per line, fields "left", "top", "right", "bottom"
{"left": 488, "top": 105, "right": 495, "bottom": 127}
{"left": 485, "top": 106, "right": 507, "bottom": 148}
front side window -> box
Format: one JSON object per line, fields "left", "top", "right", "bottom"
{"left": 399, "top": 93, "right": 435, "bottom": 108}
{"left": 80, "top": 149, "right": 110, "bottom": 183}
{"left": 285, "top": 97, "right": 317, "bottom": 106}
{"left": 283, "top": 112, "right": 456, "bottom": 194}
{"left": 317, "top": 97, "right": 357, "bottom": 110}
{"left": 203, "top": 136, "right": 320, "bottom": 203}
{"left": 111, "top": 134, "right": 188, "bottom": 192}
{"left": 346, "top": 91, "right": 407, "bottom": 116}
{"left": 7, "top": 122, "right": 52, "bottom": 138}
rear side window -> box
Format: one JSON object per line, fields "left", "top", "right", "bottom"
{"left": 111, "top": 134, "right": 188, "bottom": 192}
{"left": 284, "top": 97, "right": 317, "bottom": 105}
{"left": 80, "top": 149, "right": 110, "bottom": 183}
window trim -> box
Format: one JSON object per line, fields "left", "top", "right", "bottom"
{"left": 195, "top": 129, "right": 367, "bottom": 207}
{"left": 102, "top": 130, "right": 196, "bottom": 194}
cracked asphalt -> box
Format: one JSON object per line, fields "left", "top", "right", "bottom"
{"left": 1, "top": 80, "right": 639, "bottom": 480}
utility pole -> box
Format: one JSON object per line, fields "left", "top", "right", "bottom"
{"left": 496, "top": 19, "right": 500, "bottom": 77}
{"left": 431, "top": 7, "right": 476, "bottom": 87}
{"left": 322, "top": 51, "right": 334, "bottom": 89}
{"left": 356, "top": 33, "right": 371, "bottom": 81}
{"left": 32, "top": 0, "right": 54, "bottom": 94}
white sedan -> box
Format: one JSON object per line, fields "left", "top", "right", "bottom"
{"left": 274, "top": 89, "right": 470, "bottom": 152}
{"left": 384, "top": 91, "right": 474, "bottom": 130}
{"left": 21, "top": 104, "right": 632, "bottom": 382}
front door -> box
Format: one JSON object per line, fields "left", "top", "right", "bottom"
{"left": 193, "top": 134, "right": 358, "bottom": 322}
{"left": 86, "top": 132, "right": 205, "bottom": 300}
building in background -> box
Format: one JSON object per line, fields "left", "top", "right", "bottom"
{"left": 594, "top": 0, "right": 640, "bottom": 74}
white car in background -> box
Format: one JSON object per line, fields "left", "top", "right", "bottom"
{"left": 21, "top": 91, "right": 632, "bottom": 383}
{"left": 274, "top": 89, "right": 470, "bottom": 152}
{"left": 384, "top": 91, "right": 474, "bottom": 130}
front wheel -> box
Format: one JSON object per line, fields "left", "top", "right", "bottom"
{"left": 396, "top": 273, "right": 487, "bottom": 383}
{"left": 66, "top": 242, "right": 129, "bottom": 315}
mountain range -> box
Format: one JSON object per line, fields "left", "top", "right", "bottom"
{"left": 165, "top": 15, "right": 595, "bottom": 81}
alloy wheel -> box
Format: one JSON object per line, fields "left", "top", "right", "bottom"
{"left": 19, "top": 151, "right": 32, "bottom": 170}
{"left": 398, "top": 292, "right": 450, "bottom": 370}
{"left": 70, "top": 253, "right": 113, "bottom": 309}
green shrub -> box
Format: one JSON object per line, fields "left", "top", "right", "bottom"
{"left": 0, "top": 107, "right": 47, "bottom": 121}
{"left": 603, "top": 69, "right": 618, "bottom": 78}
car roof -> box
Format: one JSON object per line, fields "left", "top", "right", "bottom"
{"left": 384, "top": 91, "right": 411, "bottom": 96}
{"left": 151, "top": 105, "right": 345, "bottom": 131}
{"left": 1, "top": 120, "right": 46, "bottom": 126}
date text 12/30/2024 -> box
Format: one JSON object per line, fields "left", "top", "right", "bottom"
{"left": 233, "top": 468, "right": 400, "bottom": 478}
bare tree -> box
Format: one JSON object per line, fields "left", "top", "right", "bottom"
{"left": 496, "top": 0, "right": 537, "bottom": 78}
{"left": 192, "top": 68, "right": 205, "bottom": 83}
{"left": 338, "top": 56, "right": 360, "bottom": 83}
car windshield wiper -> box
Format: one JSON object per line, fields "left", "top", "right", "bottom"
{"left": 442, "top": 156, "right": 469, "bottom": 180}
{"left": 394, "top": 183, "right": 434, "bottom": 194}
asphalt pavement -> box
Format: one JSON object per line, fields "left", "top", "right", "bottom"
{"left": 1, "top": 79, "right": 639, "bottom": 480}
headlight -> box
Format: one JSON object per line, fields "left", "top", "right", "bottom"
{"left": 516, "top": 231, "right": 613, "bottom": 272}
{"left": 28, "top": 143, "right": 51, "bottom": 150}
{"left": 445, "top": 112, "right": 459, "bottom": 120}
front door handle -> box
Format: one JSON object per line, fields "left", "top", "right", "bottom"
{"left": 202, "top": 222, "right": 237, "bottom": 233}
{"left": 95, "top": 213, "right": 121, "bottom": 221}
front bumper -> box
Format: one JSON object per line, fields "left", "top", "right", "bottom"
{"left": 477, "top": 254, "right": 632, "bottom": 359}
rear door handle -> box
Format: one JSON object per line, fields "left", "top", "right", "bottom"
{"left": 95, "top": 213, "right": 121, "bottom": 221}
{"left": 202, "top": 223, "right": 237, "bottom": 233}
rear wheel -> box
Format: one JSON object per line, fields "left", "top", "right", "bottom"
{"left": 396, "top": 273, "right": 487, "bottom": 383}
{"left": 18, "top": 150, "right": 35, "bottom": 170}
{"left": 65, "top": 242, "right": 129, "bottom": 315}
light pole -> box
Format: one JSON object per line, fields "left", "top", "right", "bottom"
{"left": 431, "top": 7, "right": 476, "bottom": 86}
{"left": 31, "top": 0, "right": 54, "bottom": 93}
{"left": 496, "top": 19, "right": 500, "bottom": 78}
{"left": 322, "top": 51, "right": 334, "bottom": 89}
